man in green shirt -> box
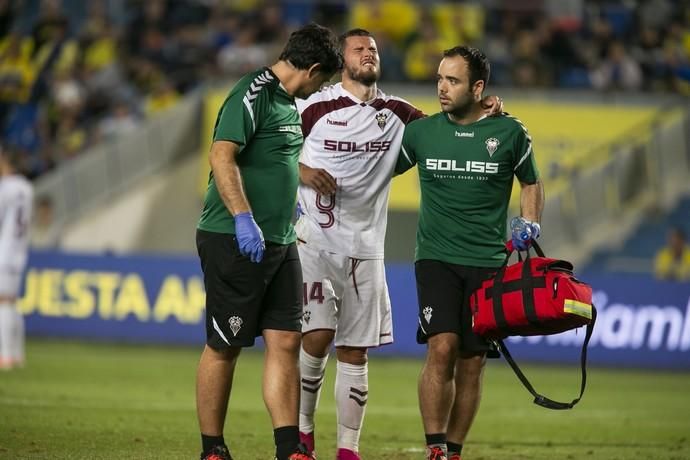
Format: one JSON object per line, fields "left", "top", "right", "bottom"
{"left": 195, "top": 23, "right": 342, "bottom": 460}
{"left": 395, "top": 46, "right": 544, "bottom": 460}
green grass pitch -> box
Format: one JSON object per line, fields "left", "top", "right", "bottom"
{"left": 1, "top": 339, "right": 689, "bottom": 459}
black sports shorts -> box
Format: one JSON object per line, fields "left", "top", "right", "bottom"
{"left": 415, "top": 259, "right": 499, "bottom": 357}
{"left": 196, "top": 229, "right": 303, "bottom": 349}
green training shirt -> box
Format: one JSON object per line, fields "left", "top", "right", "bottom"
{"left": 395, "top": 112, "right": 540, "bottom": 267}
{"left": 198, "top": 67, "right": 303, "bottom": 244}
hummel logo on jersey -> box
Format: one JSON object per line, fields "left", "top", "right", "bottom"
{"left": 426, "top": 159, "right": 499, "bottom": 174}
{"left": 228, "top": 316, "right": 243, "bottom": 336}
{"left": 485, "top": 137, "right": 500, "bottom": 157}
{"left": 423, "top": 306, "right": 433, "bottom": 323}
{"left": 375, "top": 112, "right": 388, "bottom": 130}
{"left": 327, "top": 118, "right": 348, "bottom": 126}
{"left": 455, "top": 131, "right": 475, "bottom": 138}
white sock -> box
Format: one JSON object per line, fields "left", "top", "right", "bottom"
{"left": 0, "top": 303, "right": 14, "bottom": 366}
{"left": 335, "top": 360, "right": 368, "bottom": 452}
{"left": 299, "top": 347, "right": 329, "bottom": 433}
{"left": 12, "top": 306, "right": 24, "bottom": 365}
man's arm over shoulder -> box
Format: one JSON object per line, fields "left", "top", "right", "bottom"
{"left": 481, "top": 95, "right": 504, "bottom": 116}
{"left": 394, "top": 118, "right": 422, "bottom": 175}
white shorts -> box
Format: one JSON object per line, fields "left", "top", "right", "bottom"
{"left": 298, "top": 243, "right": 393, "bottom": 348}
{"left": 0, "top": 271, "right": 21, "bottom": 298}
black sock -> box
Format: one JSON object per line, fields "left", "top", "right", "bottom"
{"left": 201, "top": 434, "right": 226, "bottom": 454}
{"left": 274, "top": 425, "right": 299, "bottom": 460}
{"left": 425, "top": 433, "right": 447, "bottom": 450}
{"left": 447, "top": 441, "right": 463, "bottom": 456}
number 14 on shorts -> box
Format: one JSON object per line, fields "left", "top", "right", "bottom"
{"left": 303, "top": 282, "right": 325, "bottom": 305}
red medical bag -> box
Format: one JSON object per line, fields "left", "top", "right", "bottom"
{"left": 470, "top": 241, "right": 596, "bottom": 410}
{"left": 471, "top": 242, "right": 593, "bottom": 339}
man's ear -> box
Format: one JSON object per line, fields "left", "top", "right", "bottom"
{"left": 473, "top": 80, "right": 485, "bottom": 100}
{"left": 307, "top": 63, "right": 322, "bottom": 79}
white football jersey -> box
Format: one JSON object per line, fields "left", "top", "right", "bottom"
{"left": 296, "top": 83, "right": 424, "bottom": 258}
{"left": 0, "top": 175, "right": 33, "bottom": 273}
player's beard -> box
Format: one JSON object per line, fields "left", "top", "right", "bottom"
{"left": 444, "top": 90, "right": 475, "bottom": 119}
{"left": 345, "top": 63, "right": 380, "bottom": 86}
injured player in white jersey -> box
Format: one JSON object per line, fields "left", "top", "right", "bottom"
{"left": 294, "top": 29, "right": 503, "bottom": 460}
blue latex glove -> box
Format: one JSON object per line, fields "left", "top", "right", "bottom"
{"left": 510, "top": 216, "right": 541, "bottom": 251}
{"left": 234, "top": 212, "right": 265, "bottom": 263}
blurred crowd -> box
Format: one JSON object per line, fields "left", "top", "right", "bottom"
{"left": 1, "top": 0, "right": 689, "bottom": 181}
{"left": 356, "top": 0, "right": 690, "bottom": 91}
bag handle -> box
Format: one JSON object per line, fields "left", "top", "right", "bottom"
{"left": 493, "top": 240, "right": 548, "bottom": 331}
{"left": 496, "top": 305, "right": 597, "bottom": 410}
{"left": 505, "top": 239, "right": 546, "bottom": 259}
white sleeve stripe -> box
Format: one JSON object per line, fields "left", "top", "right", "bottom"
{"left": 212, "top": 317, "right": 231, "bottom": 345}
{"left": 401, "top": 145, "right": 413, "bottom": 166}
{"left": 514, "top": 142, "right": 532, "bottom": 171}
{"left": 241, "top": 72, "right": 275, "bottom": 132}
{"left": 243, "top": 96, "right": 256, "bottom": 132}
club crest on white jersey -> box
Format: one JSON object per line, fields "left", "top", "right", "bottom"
{"left": 375, "top": 112, "right": 388, "bottom": 130}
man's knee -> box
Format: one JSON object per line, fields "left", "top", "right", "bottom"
{"left": 336, "top": 346, "right": 367, "bottom": 365}
{"left": 426, "top": 333, "right": 459, "bottom": 374}
{"left": 302, "top": 329, "right": 335, "bottom": 358}
{"left": 428, "top": 333, "right": 459, "bottom": 359}
{"left": 264, "top": 329, "right": 302, "bottom": 355}
{"left": 457, "top": 352, "right": 486, "bottom": 380}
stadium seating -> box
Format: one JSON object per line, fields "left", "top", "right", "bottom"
{"left": 585, "top": 194, "right": 690, "bottom": 273}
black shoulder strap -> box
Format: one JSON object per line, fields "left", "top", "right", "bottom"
{"left": 496, "top": 305, "right": 597, "bottom": 410}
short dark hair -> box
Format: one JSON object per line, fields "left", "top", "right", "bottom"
{"left": 443, "top": 45, "right": 490, "bottom": 88}
{"left": 278, "top": 23, "right": 342, "bottom": 75}
{"left": 338, "top": 28, "right": 373, "bottom": 51}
